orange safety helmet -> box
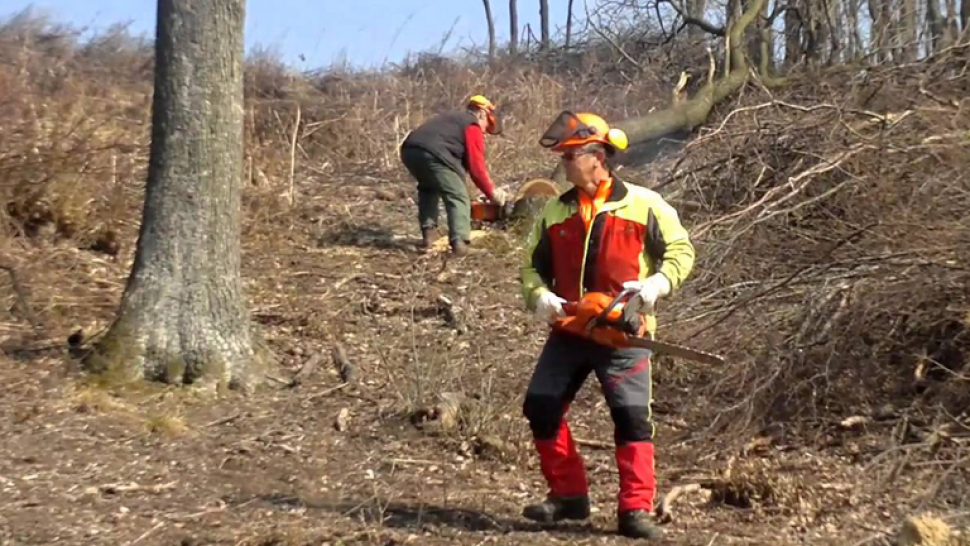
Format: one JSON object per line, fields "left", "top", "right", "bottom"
{"left": 467, "top": 94, "right": 502, "bottom": 135}
{"left": 539, "top": 111, "right": 628, "bottom": 153}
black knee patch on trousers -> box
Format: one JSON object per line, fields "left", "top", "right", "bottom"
{"left": 523, "top": 394, "right": 563, "bottom": 440}
{"left": 610, "top": 406, "right": 653, "bottom": 443}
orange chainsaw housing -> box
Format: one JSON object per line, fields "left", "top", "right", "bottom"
{"left": 554, "top": 291, "right": 644, "bottom": 348}
{"left": 471, "top": 201, "right": 501, "bottom": 221}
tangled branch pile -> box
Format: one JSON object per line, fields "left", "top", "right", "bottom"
{"left": 649, "top": 47, "right": 970, "bottom": 450}
{"left": 1, "top": 5, "right": 969, "bottom": 521}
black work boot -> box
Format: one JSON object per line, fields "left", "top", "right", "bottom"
{"left": 450, "top": 240, "right": 468, "bottom": 256}
{"left": 419, "top": 227, "right": 436, "bottom": 250}
{"left": 618, "top": 510, "right": 663, "bottom": 540}
{"left": 522, "top": 496, "right": 590, "bottom": 524}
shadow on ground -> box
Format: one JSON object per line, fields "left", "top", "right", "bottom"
{"left": 318, "top": 223, "right": 419, "bottom": 251}
{"left": 246, "top": 493, "right": 617, "bottom": 537}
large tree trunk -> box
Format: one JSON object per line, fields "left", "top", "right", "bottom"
{"left": 509, "top": 0, "right": 519, "bottom": 54}
{"left": 963, "top": 0, "right": 970, "bottom": 33}
{"left": 539, "top": 0, "right": 550, "bottom": 51}
{"left": 482, "top": 0, "right": 497, "bottom": 61}
{"left": 86, "top": 0, "right": 262, "bottom": 391}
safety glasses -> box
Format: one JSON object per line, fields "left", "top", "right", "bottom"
{"left": 561, "top": 148, "right": 598, "bottom": 161}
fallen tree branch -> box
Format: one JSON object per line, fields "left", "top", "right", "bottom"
{"left": 614, "top": 0, "right": 768, "bottom": 146}
{"left": 97, "top": 481, "right": 177, "bottom": 495}
{"left": 288, "top": 352, "right": 322, "bottom": 388}
{"left": 655, "top": 482, "right": 703, "bottom": 522}
{"left": 332, "top": 344, "right": 355, "bottom": 384}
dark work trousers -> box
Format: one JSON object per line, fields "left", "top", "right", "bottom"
{"left": 522, "top": 330, "right": 656, "bottom": 514}
{"left": 399, "top": 145, "right": 471, "bottom": 246}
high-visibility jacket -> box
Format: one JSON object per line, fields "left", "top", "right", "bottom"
{"left": 520, "top": 177, "right": 695, "bottom": 335}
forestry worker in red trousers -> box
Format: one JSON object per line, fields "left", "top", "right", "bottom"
{"left": 518, "top": 111, "right": 696, "bottom": 540}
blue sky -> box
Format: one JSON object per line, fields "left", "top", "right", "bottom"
{"left": 3, "top": 1, "right": 573, "bottom": 69}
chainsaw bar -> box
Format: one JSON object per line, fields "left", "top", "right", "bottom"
{"left": 623, "top": 336, "right": 725, "bottom": 366}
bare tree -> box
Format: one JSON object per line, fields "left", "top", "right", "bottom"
{"left": 900, "top": 0, "right": 919, "bottom": 60}
{"left": 926, "top": 0, "right": 945, "bottom": 53}
{"left": 483, "top": 0, "right": 497, "bottom": 60}
{"left": 615, "top": 0, "right": 772, "bottom": 144}
{"left": 846, "top": 0, "right": 864, "bottom": 58}
{"left": 827, "top": 0, "right": 846, "bottom": 64}
{"left": 785, "top": 0, "right": 803, "bottom": 66}
{"left": 510, "top": 0, "right": 519, "bottom": 54}
{"left": 687, "top": 0, "right": 710, "bottom": 39}
{"left": 868, "top": 0, "right": 891, "bottom": 61}
{"left": 85, "top": 0, "right": 263, "bottom": 391}
{"left": 566, "top": 0, "right": 575, "bottom": 49}
{"left": 947, "top": 0, "right": 962, "bottom": 41}
{"left": 540, "top": 0, "right": 550, "bottom": 51}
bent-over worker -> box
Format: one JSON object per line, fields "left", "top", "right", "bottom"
{"left": 400, "top": 95, "right": 507, "bottom": 255}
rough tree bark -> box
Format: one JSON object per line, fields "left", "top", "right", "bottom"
{"left": 85, "top": 0, "right": 263, "bottom": 391}
{"left": 539, "top": 0, "right": 550, "bottom": 51}
{"left": 963, "top": 0, "right": 969, "bottom": 33}
{"left": 482, "top": 0, "right": 497, "bottom": 61}
{"left": 510, "top": 0, "right": 519, "bottom": 54}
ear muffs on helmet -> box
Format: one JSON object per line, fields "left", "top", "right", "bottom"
{"left": 539, "top": 110, "right": 628, "bottom": 153}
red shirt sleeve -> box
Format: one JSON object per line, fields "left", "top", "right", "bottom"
{"left": 464, "top": 124, "right": 495, "bottom": 199}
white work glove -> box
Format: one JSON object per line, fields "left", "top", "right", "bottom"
{"left": 622, "top": 274, "right": 672, "bottom": 313}
{"left": 489, "top": 188, "right": 508, "bottom": 207}
{"left": 534, "top": 290, "right": 567, "bottom": 325}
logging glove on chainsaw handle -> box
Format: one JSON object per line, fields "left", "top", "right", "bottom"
{"left": 490, "top": 187, "right": 509, "bottom": 207}
{"left": 622, "top": 274, "right": 672, "bottom": 313}
{"left": 534, "top": 289, "right": 567, "bottom": 325}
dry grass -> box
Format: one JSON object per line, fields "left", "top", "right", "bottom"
{"left": 3, "top": 8, "right": 970, "bottom": 539}
{"left": 144, "top": 412, "right": 189, "bottom": 437}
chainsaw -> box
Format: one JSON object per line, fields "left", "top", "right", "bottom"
{"left": 553, "top": 287, "right": 725, "bottom": 366}
{"left": 471, "top": 178, "right": 562, "bottom": 222}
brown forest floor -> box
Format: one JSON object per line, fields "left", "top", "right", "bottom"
{"left": 0, "top": 165, "right": 952, "bottom": 546}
